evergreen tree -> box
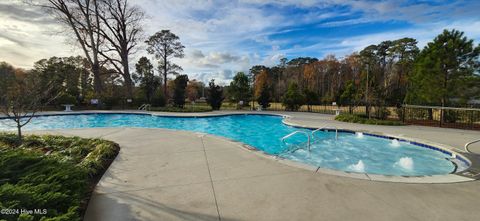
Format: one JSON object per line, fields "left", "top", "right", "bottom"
{"left": 133, "top": 57, "right": 160, "bottom": 103}
{"left": 282, "top": 82, "right": 305, "bottom": 111}
{"left": 257, "top": 83, "right": 271, "bottom": 109}
{"left": 207, "top": 80, "right": 224, "bottom": 110}
{"left": 228, "top": 72, "right": 251, "bottom": 106}
{"left": 172, "top": 75, "right": 189, "bottom": 108}
{"left": 406, "top": 29, "right": 480, "bottom": 106}
{"left": 145, "top": 30, "right": 185, "bottom": 97}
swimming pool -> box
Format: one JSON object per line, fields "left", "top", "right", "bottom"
{"left": 0, "top": 113, "right": 468, "bottom": 176}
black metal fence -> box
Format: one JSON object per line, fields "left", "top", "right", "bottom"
{"left": 402, "top": 105, "right": 480, "bottom": 130}
{"left": 41, "top": 102, "right": 480, "bottom": 130}
{"left": 261, "top": 102, "right": 368, "bottom": 115}
{"left": 249, "top": 103, "right": 480, "bottom": 130}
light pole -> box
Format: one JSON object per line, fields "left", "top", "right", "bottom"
{"left": 365, "top": 63, "right": 370, "bottom": 118}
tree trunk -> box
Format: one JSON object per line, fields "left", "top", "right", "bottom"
{"left": 92, "top": 63, "right": 103, "bottom": 95}
{"left": 163, "top": 55, "right": 168, "bottom": 98}
{"left": 16, "top": 121, "right": 22, "bottom": 145}
{"left": 123, "top": 72, "right": 133, "bottom": 99}
{"left": 365, "top": 104, "right": 370, "bottom": 119}
{"left": 122, "top": 52, "right": 133, "bottom": 98}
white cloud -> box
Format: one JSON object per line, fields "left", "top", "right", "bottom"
{"left": 0, "top": 2, "right": 72, "bottom": 69}
{"left": 335, "top": 20, "right": 480, "bottom": 56}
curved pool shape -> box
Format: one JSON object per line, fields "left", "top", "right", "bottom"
{"left": 0, "top": 113, "right": 463, "bottom": 176}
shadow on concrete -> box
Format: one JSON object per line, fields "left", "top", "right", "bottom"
{"left": 86, "top": 189, "right": 242, "bottom": 221}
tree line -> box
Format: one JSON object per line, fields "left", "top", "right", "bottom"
{"left": 223, "top": 29, "right": 479, "bottom": 119}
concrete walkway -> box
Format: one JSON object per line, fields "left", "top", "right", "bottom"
{"left": 26, "top": 111, "right": 480, "bottom": 221}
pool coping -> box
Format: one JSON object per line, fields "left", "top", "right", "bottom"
{"left": 1, "top": 110, "right": 478, "bottom": 183}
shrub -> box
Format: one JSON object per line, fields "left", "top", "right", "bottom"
{"left": 150, "top": 105, "right": 212, "bottom": 112}
{"left": 257, "top": 83, "right": 271, "bottom": 109}
{"left": 100, "top": 96, "right": 120, "bottom": 110}
{"left": 395, "top": 107, "right": 404, "bottom": 121}
{"left": 282, "top": 82, "right": 305, "bottom": 111}
{"left": 173, "top": 75, "right": 189, "bottom": 108}
{"left": 0, "top": 134, "right": 119, "bottom": 221}
{"left": 335, "top": 114, "right": 404, "bottom": 126}
{"left": 55, "top": 94, "right": 77, "bottom": 105}
{"left": 374, "top": 106, "right": 390, "bottom": 120}
{"left": 151, "top": 90, "right": 166, "bottom": 107}
{"left": 206, "top": 80, "right": 224, "bottom": 110}
{"left": 443, "top": 109, "right": 459, "bottom": 123}
{"left": 0, "top": 150, "right": 88, "bottom": 221}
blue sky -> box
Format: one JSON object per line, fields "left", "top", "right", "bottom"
{"left": 1, "top": 0, "right": 480, "bottom": 84}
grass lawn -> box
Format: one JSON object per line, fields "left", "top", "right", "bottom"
{"left": 335, "top": 113, "right": 404, "bottom": 126}
{"left": 0, "top": 134, "right": 119, "bottom": 221}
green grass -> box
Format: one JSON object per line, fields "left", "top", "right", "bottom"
{"left": 335, "top": 114, "right": 404, "bottom": 126}
{"left": 0, "top": 134, "right": 120, "bottom": 221}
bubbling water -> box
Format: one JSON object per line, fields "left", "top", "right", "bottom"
{"left": 391, "top": 139, "right": 401, "bottom": 147}
{"left": 356, "top": 132, "right": 364, "bottom": 138}
{"left": 395, "top": 157, "right": 414, "bottom": 170}
{"left": 348, "top": 160, "right": 365, "bottom": 172}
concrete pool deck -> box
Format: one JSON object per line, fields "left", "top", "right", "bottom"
{"left": 21, "top": 110, "right": 480, "bottom": 221}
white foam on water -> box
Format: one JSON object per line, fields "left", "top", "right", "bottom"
{"left": 295, "top": 149, "right": 307, "bottom": 155}
{"left": 390, "top": 139, "right": 401, "bottom": 147}
{"left": 356, "top": 132, "right": 364, "bottom": 138}
{"left": 395, "top": 157, "right": 414, "bottom": 170}
{"left": 348, "top": 160, "right": 365, "bottom": 172}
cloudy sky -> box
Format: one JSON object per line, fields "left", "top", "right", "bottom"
{"left": 1, "top": 0, "right": 480, "bottom": 84}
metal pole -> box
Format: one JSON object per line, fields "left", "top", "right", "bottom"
{"left": 366, "top": 64, "right": 369, "bottom": 118}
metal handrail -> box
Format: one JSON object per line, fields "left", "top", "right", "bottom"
{"left": 465, "top": 139, "right": 480, "bottom": 153}
{"left": 312, "top": 125, "right": 338, "bottom": 140}
{"left": 138, "top": 104, "right": 151, "bottom": 111}
{"left": 281, "top": 131, "right": 311, "bottom": 152}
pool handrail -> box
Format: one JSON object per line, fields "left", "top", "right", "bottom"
{"left": 281, "top": 131, "right": 311, "bottom": 152}
{"left": 138, "top": 104, "right": 151, "bottom": 111}
{"left": 312, "top": 125, "right": 338, "bottom": 140}
{"left": 465, "top": 139, "right": 480, "bottom": 154}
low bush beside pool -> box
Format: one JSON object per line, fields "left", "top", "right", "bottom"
{"left": 0, "top": 134, "right": 120, "bottom": 221}
{"left": 150, "top": 105, "right": 212, "bottom": 112}
{"left": 335, "top": 114, "right": 404, "bottom": 126}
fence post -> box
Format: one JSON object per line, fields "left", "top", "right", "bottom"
{"left": 439, "top": 107, "right": 443, "bottom": 127}
{"left": 402, "top": 105, "right": 406, "bottom": 123}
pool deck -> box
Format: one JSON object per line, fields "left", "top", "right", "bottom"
{"left": 20, "top": 110, "right": 480, "bottom": 221}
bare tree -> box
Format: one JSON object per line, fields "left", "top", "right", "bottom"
{"left": 37, "top": 0, "right": 105, "bottom": 95}
{"left": 146, "top": 30, "right": 185, "bottom": 97}
{"left": 0, "top": 74, "right": 58, "bottom": 144}
{"left": 97, "top": 0, "right": 145, "bottom": 98}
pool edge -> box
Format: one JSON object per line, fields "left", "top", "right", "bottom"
{"left": 2, "top": 110, "right": 477, "bottom": 184}
{"left": 281, "top": 117, "right": 478, "bottom": 183}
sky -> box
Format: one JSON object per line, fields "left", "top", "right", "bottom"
{"left": 1, "top": 0, "right": 480, "bottom": 84}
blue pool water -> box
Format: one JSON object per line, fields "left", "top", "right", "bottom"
{"left": 0, "top": 113, "right": 459, "bottom": 176}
